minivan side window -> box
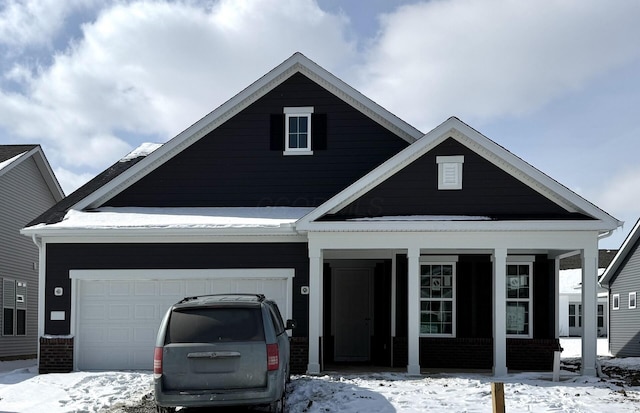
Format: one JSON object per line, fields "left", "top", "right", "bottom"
{"left": 167, "top": 308, "right": 265, "bottom": 343}
{"left": 267, "top": 302, "right": 285, "bottom": 335}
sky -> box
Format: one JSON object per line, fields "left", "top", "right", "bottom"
{"left": 1, "top": 0, "right": 639, "bottom": 249}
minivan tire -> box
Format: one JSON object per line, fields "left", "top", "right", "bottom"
{"left": 156, "top": 405, "right": 176, "bottom": 413}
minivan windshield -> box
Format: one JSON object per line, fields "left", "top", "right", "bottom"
{"left": 167, "top": 307, "right": 265, "bottom": 343}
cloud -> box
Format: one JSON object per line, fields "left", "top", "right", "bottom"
{"left": 0, "top": 0, "right": 95, "bottom": 48}
{"left": 358, "top": 0, "right": 640, "bottom": 131}
{"left": 598, "top": 166, "right": 640, "bottom": 217}
{"left": 0, "top": 0, "right": 355, "bottom": 193}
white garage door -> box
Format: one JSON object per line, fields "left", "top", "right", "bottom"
{"left": 71, "top": 269, "right": 293, "bottom": 371}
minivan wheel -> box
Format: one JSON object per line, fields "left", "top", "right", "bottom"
{"left": 156, "top": 404, "right": 176, "bottom": 413}
{"left": 268, "top": 395, "right": 284, "bottom": 413}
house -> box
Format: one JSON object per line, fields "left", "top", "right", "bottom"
{"left": 558, "top": 250, "right": 616, "bottom": 337}
{"left": 0, "top": 145, "right": 64, "bottom": 360}
{"left": 600, "top": 219, "right": 640, "bottom": 357}
{"left": 21, "top": 53, "right": 621, "bottom": 376}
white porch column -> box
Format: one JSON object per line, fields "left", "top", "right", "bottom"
{"left": 581, "top": 245, "right": 598, "bottom": 376}
{"left": 493, "top": 248, "right": 508, "bottom": 377}
{"left": 407, "top": 247, "right": 421, "bottom": 375}
{"left": 307, "top": 248, "right": 323, "bottom": 374}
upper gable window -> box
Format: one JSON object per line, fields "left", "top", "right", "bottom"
{"left": 436, "top": 155, "right": 464, "bottom": 190}
{"left": 284, "top": 107, "right": 314, "bottom": 155}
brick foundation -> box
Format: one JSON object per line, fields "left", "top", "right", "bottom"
{"left": 393, "top": 336, "right": 561, "bottom": 371}
{"left": 39, "top": 336, "right": 73, "bottom": 374}
{"left": 290, "top": 337, "right": 308, "bottom": 374}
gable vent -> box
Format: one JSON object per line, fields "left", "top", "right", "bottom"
{"left": 437, "top": 155, "right": 464, "bottom": 190}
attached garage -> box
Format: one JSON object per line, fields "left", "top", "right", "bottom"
{"left": 70, "top": 269, "right": 294, "bottom": 370}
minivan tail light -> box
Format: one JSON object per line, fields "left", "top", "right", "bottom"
{"left": 266, "top": 343, "right": 279, "bottom": 371}
{"left": 154, "top": 347, "right": 163, "bottom": 378}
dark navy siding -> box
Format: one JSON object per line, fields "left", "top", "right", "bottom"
{"left": 105, "top": 73, "right": 409, "bottom": 208}
{"left": 44, "top": 243, "right": 309, "bottom": 336}
{"left": 327, "top": 138, "right": 589, "bottom": 219}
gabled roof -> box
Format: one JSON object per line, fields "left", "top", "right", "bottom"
{"left": 26, "top": 52, "right": 423, "bottom": 227}
{"left": 600, "top": 218, "right": 640, "bottom": 286}
{"left": 0, "top": 144, "right": 64, "bottom": 202}
{"left": 297, "top": 117, "right": 622, "bottom": 232}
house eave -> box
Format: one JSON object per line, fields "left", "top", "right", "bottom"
{"left": 296, "top": 220, "right": 617, "bottom": 233}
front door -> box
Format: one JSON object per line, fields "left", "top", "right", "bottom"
{"left": 332, "top": 268, "right": 373, "bottom": 362}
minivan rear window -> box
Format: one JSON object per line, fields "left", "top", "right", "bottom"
{"left": 167, "top": 308, "right": 265, "bottom": 343}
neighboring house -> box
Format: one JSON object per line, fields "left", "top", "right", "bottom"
{"left": 0, "top": 145, "right": 64, "bottom": 360}
{"left": 22, "top": 53, "right": 621, "bottom": 376}
{"left": 600, "top": 219, "right": 640, "bottom": 357}
{"left": 558, "top": 250, "right": 616, "bottom": 337}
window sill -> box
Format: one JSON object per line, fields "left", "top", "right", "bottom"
{"left": 283, "top": 150, "right": 314, "bottom": 156}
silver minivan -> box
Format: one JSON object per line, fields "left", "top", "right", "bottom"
{"left": 153, "top": 294, "right": 295, "bottom": 413}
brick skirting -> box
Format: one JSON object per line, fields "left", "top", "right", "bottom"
{"left": 39, "top": 336, "right": 73, "bottom": 374}
{"left": 290, "top": 336, "right": 308, "bottom": 374}
{"left": 393, "top": 336, "right": 561, "bottom": 371}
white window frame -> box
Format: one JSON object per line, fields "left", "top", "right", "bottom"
{"left": 2, "top": 278, "right": 27, "bottom": 337}
{"left": 419, "top": 256, "right": 458, "bottom": 338}
{"left": 612, "top": 294, "right": 620, "bottom": 310}
{"left": 629, "top": 292, "right": 637, "bottom": 309}
{"left": 284, "top": 107, "right": 313, "bottom": 155}
{"left": 506, "top": 258, "right": 533, "bottom": 338}
{"left": 568, "top": 303, "right": 582, "bottom": 328}
{"left": 436, "top": 155, "right": 464, "bottom": 190}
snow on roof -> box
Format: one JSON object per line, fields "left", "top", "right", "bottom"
{"left": 119, "top": 143, "right": 163, "bottom": 162}
{"left": 559, "top": 268, "right": 606, "bottom": 294}
{"left": 0, "top": 152, "right": 24, "bottom": 171}
{"left": 42, "top": 207, "right": 315, "bottom": 230}
{"left": 349, "top": 215, "right": 492, "bottom": 221}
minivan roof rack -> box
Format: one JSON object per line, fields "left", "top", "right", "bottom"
{"left": 178, "top": 293, "right": 266, "bottom": 304}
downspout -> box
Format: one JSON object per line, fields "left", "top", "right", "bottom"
{"left": 30, "top": 234, "right": 44, "bottom": 370}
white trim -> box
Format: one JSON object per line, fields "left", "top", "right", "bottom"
{"left": 420, "top": 255, "right": 459, "bottom": 262}
{"left": 437, "top": 155, "right": 464, "bottom": 190}
{"left": 505, "top": 261, "right": 533, "bottom": 339}
{"left": 629, "top": 292, "right": 637, "bottom": 309}
{"left": 612, "top": 293, "right": 620, "bottom": 310}
{"left": 66, "top": 53, "right": 422, "bottom": 211}
{"left": 69, "top": 268, "right": 295, "bottom": 281}
{"left": 284, "top": 107, "right": 313, "bottom": 154}
{"left": 297, "top": 117, "right": 621, "bottom": 232}
{"left": 419, "top": 261, "right": 457, "bottom": 338}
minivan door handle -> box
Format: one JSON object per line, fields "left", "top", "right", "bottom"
{"left": 187, "top": 351, "right": 241, "bottom": 359}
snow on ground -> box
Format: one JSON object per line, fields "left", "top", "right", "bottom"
{"left": 1, "top": 338, "right": 639, "bottom": 413}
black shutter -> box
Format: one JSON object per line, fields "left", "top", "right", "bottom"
{"left": 270, "top": 114, "right": 284, "bottom": 150}
{"left": 311, "top": 113, "right": 327, "bottom": 150}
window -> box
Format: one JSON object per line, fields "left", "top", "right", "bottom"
{"left": 419, "top": 257, "right": 457, "bottom": 336}
{"left": 569, "top": 304, "right": 582, "bottom": 328}
{"left": 506, "top": 261, "right": 533, "bottom": 337}
{"left": 2, "top": 279, "right": 27, "bottom": 336}
{"left": 284, "top": 107, "right": 313, "bottom": 155}
{"left": 612, "top": 294, "right": 620, "bottom": 310}
{"left": 436, "top": 155, "right": 464, "bottom": 190}
{"left": 597, "top": 304, "right": 604, "bottom": 329}
{"left": 630, "top": 292, "right": 637, "bottom": 309}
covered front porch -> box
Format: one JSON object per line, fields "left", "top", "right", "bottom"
{"left": 305, "top": 229, "right": 601, "bottom": 377}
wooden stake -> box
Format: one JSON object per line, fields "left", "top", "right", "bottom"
{"left": 492, "top": 382, "right": 505, "bottom": 413}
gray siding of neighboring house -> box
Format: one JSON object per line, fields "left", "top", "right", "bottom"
{"left": 0, "top": 157, "right": 57, "bottom": 359}
{"left": 610, "top": 239, "right": 640, "bottom": 357}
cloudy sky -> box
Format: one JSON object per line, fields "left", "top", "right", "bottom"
{"left": 1, "top": 0, "right": 639, "bottom": 249}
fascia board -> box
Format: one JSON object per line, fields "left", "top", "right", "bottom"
{"left": 599, "top": 218, "right": 640, "bottom": 286}
{"left": 298, "top": 117, "right": 621, "bottom": 231}
{"left": 449, "top": 120, "right": 622, "bottom": 229}
{"left": 299, "top": 220, "right": 619, "bottom": 233}
{"left": 20, "top": 225, "right": 302, "bottom": 239}
{"left": 298, "top": 117, "right": 458, "bottom": 227}
{"left": 71, "top": 53, "right": 423, "bottom": 211}
{"left": 29, "top": 146, "right": 65, "bottom": 200}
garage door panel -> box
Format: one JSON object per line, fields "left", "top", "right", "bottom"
{"left": 77, "top": 275, "right": 290, "bottom": 371}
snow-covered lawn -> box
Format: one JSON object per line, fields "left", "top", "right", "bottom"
{"left": 1, "top": 338, "right": 638, "bottom": 412}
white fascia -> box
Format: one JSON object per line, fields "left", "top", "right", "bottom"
{"left": 298, "top": 219, "right": 617, "bottom": 233}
